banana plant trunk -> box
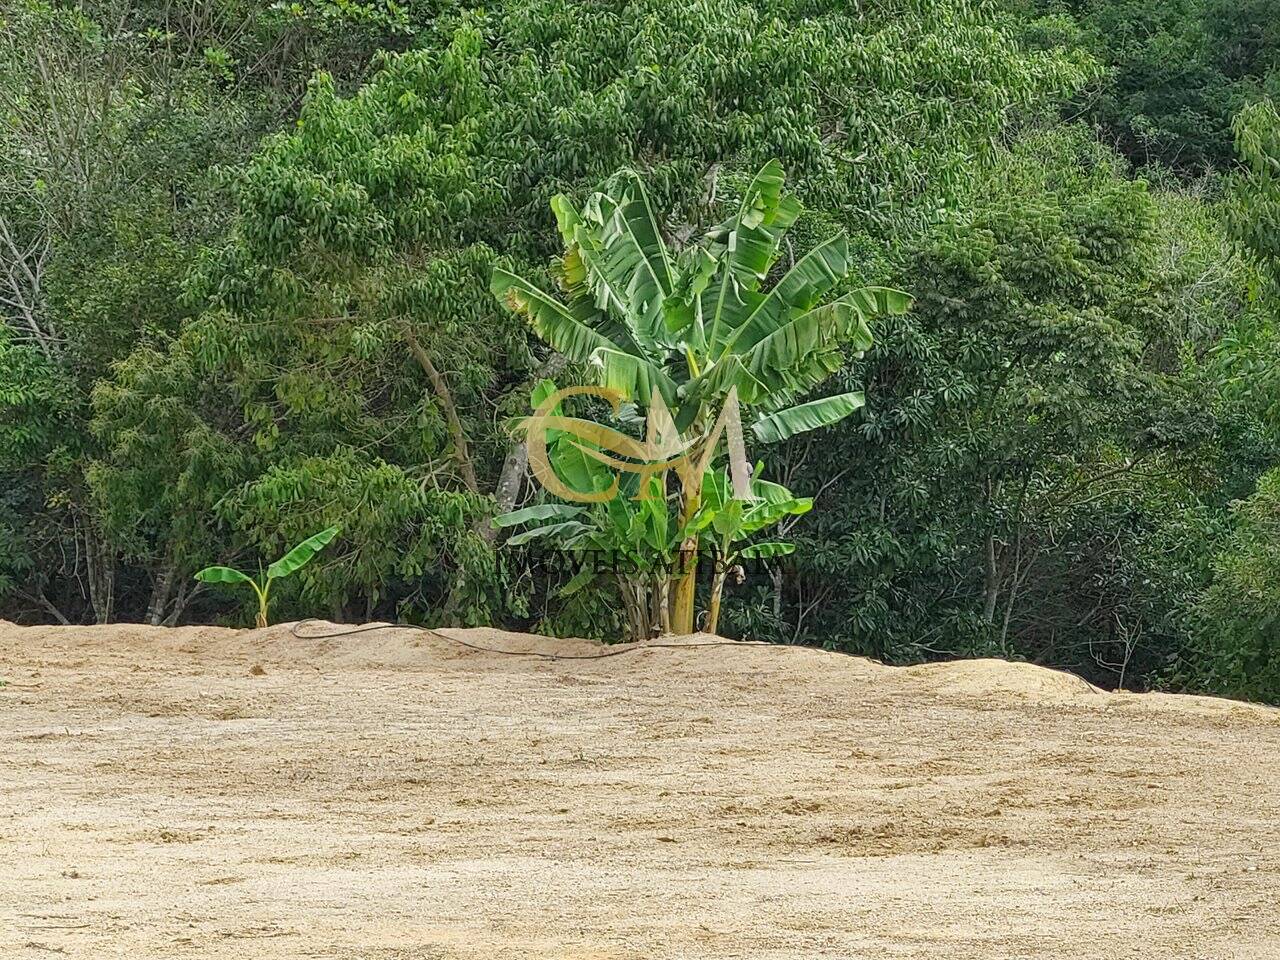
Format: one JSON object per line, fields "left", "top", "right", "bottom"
{"left": 656, "top": 574, "right": 672, "bottom": 635}
{"left": 706, "top": 566, "right": 727, "bottom": 636}
{"left": 617, "top": 574, "right": 650, "bottom": 643}
{"left": 254, "top": 580, "right": 270, "bottom": 629}
{"left": 671, "top": 490, "right": 701, "bottom": 633}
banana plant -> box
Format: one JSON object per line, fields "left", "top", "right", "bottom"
{"left": 194, "top": 526, "right": 340, "bottom": 628}
{"left": 494, "top": 383, "right": 816, "bottom": 638}
{"left": 684, "top": 466, "right": 812, "bottom": 635}
{"left": 492, "top": 159, "right": 910, "bottom": 631}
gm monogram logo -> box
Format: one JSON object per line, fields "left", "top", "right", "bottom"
{"left": 523, "top": 385, "right": 756, "bottom": 504}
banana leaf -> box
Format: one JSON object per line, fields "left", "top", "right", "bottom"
{"left": 492, "top": 268, "right": 623, "bottom": 363}
{"left": 505, "top": 521, "right": 593, "bottom": 547}
{"left": 588, "top": 346, "right": 678, "bottom": 407}
{"left": 557, "top": 567, "right": 597, "bottom": 597}
{"left": 717, "top": 233, "right": 852, "bottom": 355}
{"left": 573, "top": 171, "right": 675, "bottom": 354}
{"left": 703, "top": 160, "right": 802, "bottom": 348}
{"left": 739, "top": 541, "right": 796, "bottom": 559}
{"left": 742, "top": 497, "right": 812, "bottom": 533}
{"left": 750, "top": 392, "right": 866, "bottom": 443}
{"left": 750, "top": 476, "right": 796, "bottom": 504}
{"left": 194, "top": 565, "right": 255, "bottom": 585}
{"left": 267, "top": 525, "right": 340, "bottom": 580}
{"left": 492, "top": 503, "right": 585, "bottom": 528}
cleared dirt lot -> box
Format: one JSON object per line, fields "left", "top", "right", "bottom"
{"left": 2, "top": 620, "right": 1279, "bottom": 959}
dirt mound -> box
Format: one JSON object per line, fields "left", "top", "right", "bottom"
{"left": 899, "top": 656, "right": 1102, "bottom": 700}
{"left": 2, "top": 620, "right": 1279, "bottom": 959}
{"left": 6, "top": 618, "right": 1245, "bottom": 705}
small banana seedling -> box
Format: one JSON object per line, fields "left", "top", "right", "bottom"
{"left": 683, "top": 466, "right": 811, "bottom": 635}
{"left": 194, "top": 526, "right": 340, "bottom": 628}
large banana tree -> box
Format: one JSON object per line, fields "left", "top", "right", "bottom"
{"left": 492, "top": 160, "right": 910, "bottom": 632}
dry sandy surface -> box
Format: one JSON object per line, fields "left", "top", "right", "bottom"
{"left": 2, "top": 621, "right": 1279, "bottom": 959}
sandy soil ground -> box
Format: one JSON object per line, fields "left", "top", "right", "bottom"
{"left": 2, "top": 620, "right": 1279, "bottom": 959}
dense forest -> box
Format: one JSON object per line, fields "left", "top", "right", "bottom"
{"left": 2, "top": 0, "right": 1279, "bottom": 700}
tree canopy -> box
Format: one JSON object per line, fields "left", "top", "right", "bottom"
{"left": 2, "top": 0, "right": 1279, "bottom": 701}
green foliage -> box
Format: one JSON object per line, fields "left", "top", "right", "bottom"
{"left": 689, "top": 465, "right": 811, "bottom": 633}
{"left": 267, "top": 527, "right": 342, "bottom": 579}
{"left": 0, "top": 0, "right": 405, "bottom": 624}
{"left": 87, "top": 29, "right": 528, "bottom": 625}
{"left": 493, "top": 160, "right": 907, "bottom": 633}
{"left": 1022, "top": 0, "right": 1280, "bottom": 171}
{"left": 5, "top": 0, "right": 1099, "bottom": 625}
{"left": 493, "top": 384, "right": 677, "bottom": 641}
{"left": 1, "top": 0, "right": 1278, "bottom": 705}
{"left": 493, "top": 387, "right": 815, "bottom": 639}
{"left": 764, "top": 129, "right": 1280, "bottom": 684}
{"left": 1185, "top": 469, "right": 1280, "bottom": 699}
{"left": 1230, "top": 99, "right": 1280, "bottom": 277}
{"left": 0, "top": 330, "right": 78, "bottom": 603}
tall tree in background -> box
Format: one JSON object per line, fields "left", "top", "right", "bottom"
{"left": 0, "top": 0, "right": 449, "bottom": 624}
{"left": 745, "top": 130, "right": 1278, "bottom": 687}
{"left": 92, "top": 32, "right": 529, "bottom": 626}
{"left": 1230, "top": 99, "right": 1280, "bottom": 275}
{"left": 0, "top": 1, "right": 243, "bottom": 622}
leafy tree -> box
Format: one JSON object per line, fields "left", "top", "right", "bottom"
{"left": 1230, "top": 99, "right": 1280, "bottom": 276}
{"left": 0, "top": 0, "right": 252, "bottom": 622}
{"left": 688, "top": 466, "right": 811, "bottom": 635}
{"left": 7, "top": 0, "right": 1276, "bottom": 705}
{"left": 90, "top": 30, "right": 529, "bottom": 625}
{"left": 0, "top": 0, "right": 454, "bottom": 625}
{"left": 493, "top": 428, "right": 681, "bottom": 643}
{"left": 1187, "top": 468, "right": 1280, "bottom": 700}
{"left": 1216, "top": 101, "right": 1280, "bottom": 453}
{"left": 762, "top": 130, "right": 1278, "bottom": 684}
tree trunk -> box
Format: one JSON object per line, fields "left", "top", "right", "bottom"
{"left": 617, "top": 574, "right": 649, "bottom": 643}
{"left": 649, "top": 574, "right": 664, "bottom": 637}
{"left": 706, "top": 567, "right": 727, "bottom": 636}
{"left": 85, "top": 527, "right": 115, "bottom": 625}
{"left": 403, "top": 321, "right": 486, "bottom": 625}
{"left": 17, "top": 589, "right": 70, "bottom": 624}
{"left": 999, "top": 529, "right": 1026, "bottom": 648}
{"left": 486, "top": 441, "right": 530, "bottom": 540}
{"left": 401, "top": 322, "right": 479, "bottom": 494}
{"left": 145, "top": 557, "right": 177, "bottom": 626}
{"left": 982, "top": 531, "right": 999, "bottom": 624}
{"left": 163, "top": 579, "right": 195, "bottom": 627}
{"left": 482, "top": 354, "right": 567, "bottom": 544}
